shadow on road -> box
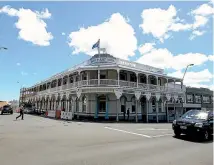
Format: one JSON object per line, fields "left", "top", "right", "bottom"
{"left": 173, "top": 134, "right": 213, "bottom": 143}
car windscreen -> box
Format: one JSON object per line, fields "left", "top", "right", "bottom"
{"left": 181, "top": 110, "right": 208, "bottom": 120}
{"left": 3, "top": 105, "right": 10, "bottom": 108}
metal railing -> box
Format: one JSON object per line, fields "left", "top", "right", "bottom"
{"left": 26, "top": 79, "right": 183, "bottom": 95}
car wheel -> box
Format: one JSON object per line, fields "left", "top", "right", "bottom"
{"left": 174, "top": 130, "right": 181, "bottom": 137}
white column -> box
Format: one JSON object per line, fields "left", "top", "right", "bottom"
{"left": 136, "top": 73, "right": 138, "bottom": 88}
{"left": 156, "top": 101, "right": 158, "bottom": 123}
{"left": 135, "top": 100, "right": 138, "bottom": 122}
{"left": 146, "top": 100, "right": 149, "bottom": 123}
{"left": 116, "top": 99, "right": 119, "bottom": 122}
{"left": 98, "top": 69, "right": 100, "bottom": 86}
{"left": 117, "top": 69, "right": 120, "bottom": 86}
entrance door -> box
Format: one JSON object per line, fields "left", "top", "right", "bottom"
{"left": 98, "top": 96, "right": 106, "bottom": 113}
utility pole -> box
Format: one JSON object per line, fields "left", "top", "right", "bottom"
{"left": 181, "top": 64, "right": 194, "bottom": 114}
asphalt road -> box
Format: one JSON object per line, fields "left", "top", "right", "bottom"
{"left": 0, "top": 114, "right": 213, "bottom": 165}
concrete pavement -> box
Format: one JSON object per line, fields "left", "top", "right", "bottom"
{"left": 0, "top": 114, "right": 213, "bottom": 165}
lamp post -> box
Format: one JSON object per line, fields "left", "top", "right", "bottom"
{"left": 181, "top": 64, "right": 194, "bottom": 114}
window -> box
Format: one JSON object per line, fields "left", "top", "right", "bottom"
{"left": 195, "top": 95, "right": 201, "bottom": 103}
{"left": 140, "top": 76, "right": 146, "bottom": 83}
{"left": 203, "top": 96, "right": 210, "bottom": 103}
{"left": 120, "top": 73, "right": 127, "bottom": 81}
{"left": 130, "top": 74, "right": 136, "bottom": 82}
{"left": 131, "top": 97, "right": 135, "bottom": 112}
{"left": 152, "top": 98, "right": 156, "bottom": 112}
{"left": 63, "top": 76, "right": 68, "bottom": 85}
{"left": 187, "top": 94, "right": 193, "bottom": 103}
{"left": 58, "top": 78, "right": 62, "bottom": 86}
{"left": 69, "top": 75, "right": 73, "bottom": 83}
{"left": 100, "top": 74, "right": 106, "bottom": 79}
{"left": 51, "top": 80, "right": 57, "bottom": 88}
{"left": 47, "top": 82, "right": 51, "bottom": 89}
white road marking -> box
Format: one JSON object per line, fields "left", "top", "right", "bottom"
{"left": 151, "top": 134, "right": 173, "bottom": 138}
{"left": 104, "top": 126, "right": 151, "bottom": 138}
{"left": 137, "top": 128, "right": 170, "bottom": 131}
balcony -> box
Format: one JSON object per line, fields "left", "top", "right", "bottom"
{"left": 33, "top": 79, "right": 183, "bottom": 95}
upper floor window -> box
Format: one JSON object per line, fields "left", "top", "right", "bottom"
{"left": 139, "top": 75, "right": 146, "bottom": 83}
{"left": 58, "top": 78, "right": 62, "bottom": 86}
{"left": 63, "top": 76, "right": 68, "bottom": 85}
{"left": 187, "top": 94, "right": 193, "bottom": 103}
{"left": 195, "top": 95, "right": 201, "bottom": 103}
{"left": 47, "top": 82, "right": 51, "bottom": 89}
{"left": 130, "top": 74, "right": 136, "bottom": 82}
{"left": 69, "top": 74, "right": 74, "bottom": 83}
{"left": 120, "top": 73, "right": 127, "bottom": 81}
{"left": 203, "top": 96, "right": 210, "bottom": 103}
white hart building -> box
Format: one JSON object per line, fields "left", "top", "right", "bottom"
{"left": 20, "top": 53, "right": 185, "bottom": 122}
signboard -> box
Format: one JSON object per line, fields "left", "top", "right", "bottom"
{"left": 117, "top": 59, "right": 164, "bottom": 74}
{"left": 88, "top": 55, "right": 164, "bottom": 74}
{"left": 89, "top": 57, "right": 116, "bottom": 65}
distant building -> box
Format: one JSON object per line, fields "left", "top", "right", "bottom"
{"left": 8, "top": 100, "right": 19, "bottom": 111}
{"left": 167, "top": 86, "right": 213, "bottom": 122}
{"left": 0, "top": 101, "right": 8, "bottom": 109}
{"left": 184, "top": 87, "right": 213, "bottom": 111}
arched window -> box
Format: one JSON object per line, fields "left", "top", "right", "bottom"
{"left": 152, "top": 97, "right": 156, "bottom": 112}
{"left": 63, "top": 76, "right": 68, "bottom": 85}
{"left": 69, "top": 74, "right": 74, "bottom": 83}
{"left": 131, "top": 97, "right": 135, "bottom": 112}
{"left": 120, "top": 96, "right": 127, "bottom": 113}
{"left": 58, "top": 78, "right": 62, "bottom": 86}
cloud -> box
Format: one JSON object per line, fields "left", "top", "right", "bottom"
{"left": 208, "top": 55, "right": 214, "bottom": 61}
{"left": 62, "top": 32, "right": 65, "bottom": 36}
{"left": 139, "top": 4, "right": 214, "bottom": 42}
{"left": 137, "top": 47, "right": 209, "bottom": 70}
{"left": 191, "top": 3, "right": 214, "bottom": 16}
{"left": 16, "top": 62, "right": 21, "bottom": 66}
{"left": 139, "top": 5, "right": 192, "bottom": 42}
{"left": 138, "top": 42, "right": 155, "bottom": 54}
{"left": 189, "top": 30, "right": 206, "bottom": 40}
{"left": 168, "top": 69, "right": 213, "bottom": 90}
{"left": 68, "top": 13, "right": 137, "bottom": 60}
{"left": 21, "top": 71, "right": 28, "bottom": 76}
{"left": 0, "top": 6, "right": 53, "bottom": 46}
{"left": 192, "top": 15, "right": 208, "bottom": 29}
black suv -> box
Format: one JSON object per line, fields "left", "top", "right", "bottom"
{"left": 1, "top": 105, "right": 13, "bottom": 115}
{"left": 172, "top": 110, "right": 213, "bottom": 141}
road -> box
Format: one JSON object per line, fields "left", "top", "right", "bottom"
{"left": 0, "top": 114, "right": 213, "bottom": 165}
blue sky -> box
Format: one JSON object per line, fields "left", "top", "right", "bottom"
{"left": 0, "top": 1, "right": 213, "bottom": 101}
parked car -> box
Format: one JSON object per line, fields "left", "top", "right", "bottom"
{"left": 172, "top": 110, "right": 213, "bottom": 141}
{"left": 1, "top": 105, "right": 13, "bottom": 115}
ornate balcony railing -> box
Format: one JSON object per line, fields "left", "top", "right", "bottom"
{"left": 33, "top": 79, "right": 183, "bottom": 95}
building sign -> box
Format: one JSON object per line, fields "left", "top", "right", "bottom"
{"left": 89, "top": 57, "right": 116, "bottom": 65}
{"left": 88, "top": 55, "right": 164, "bottom": 74}
{"left": 117, "top": 59, "right": 164, "bottom": 74}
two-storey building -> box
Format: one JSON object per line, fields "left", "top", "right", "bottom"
{"left": 184, "top": 87, "right": 213, "bottom": 112}
{"left": 19, "top": 53, "right": 185, "bottom": 122}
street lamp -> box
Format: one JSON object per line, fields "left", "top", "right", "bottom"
{"left": 181, "top": 63, "right": 194, "bottom": 114}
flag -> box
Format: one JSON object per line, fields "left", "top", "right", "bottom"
{"left": 92, "top": 39, "right": 100, "bottom": 49}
